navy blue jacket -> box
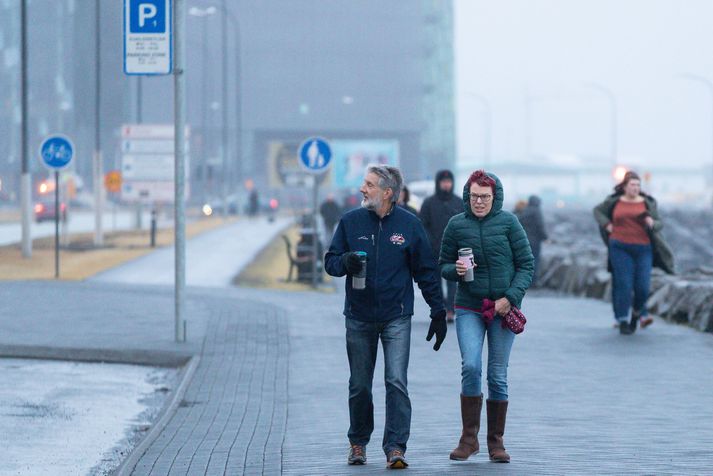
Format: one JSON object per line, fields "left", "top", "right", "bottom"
{"left": 325, "top": 205, "right": 445, "bottom": 322}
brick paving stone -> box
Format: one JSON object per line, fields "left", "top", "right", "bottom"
{"left": 238, "top": 286, "right": 713, "bottom": 476}
{"left": 123, "top": 299, "right": 289, "bottom": 475}
{"left": 3, "top": 281, "right": 712, "bottom": 475}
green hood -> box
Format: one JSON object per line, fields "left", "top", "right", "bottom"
{"left": 461, "top": 172, "right": 504, "bottom": 219}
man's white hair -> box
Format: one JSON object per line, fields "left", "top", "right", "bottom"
{"left": 366, "top": 164, "right": 403, "bottom": 203}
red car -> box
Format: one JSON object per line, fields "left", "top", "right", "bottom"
{"left": 34, "top": 198, "right": 67, "bottom": 223}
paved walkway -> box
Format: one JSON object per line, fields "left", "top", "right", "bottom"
{"left": 2, "top": 215, "right": 713, "bottom": 474}
{"left": 210, "top": 285, "right": 713, "bottom": 475}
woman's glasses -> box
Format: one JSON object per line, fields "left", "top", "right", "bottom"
{"left": 469, "top": 193, "right": 493, "bottom": 203}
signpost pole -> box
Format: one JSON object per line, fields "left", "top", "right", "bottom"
{"left": 39, "top": 135, "right": 73, "bottom": 278}
{"left": 54, "top": 171, "right": 60, "bottom": 279}
{"left": 312, "top": 177, "right": 319, "bottom": 289}
{"left": 174, "top": 0, "right": 187, "bottom": 342}
{"left": 297, "top": 137, "right": 332, "bottom": 289}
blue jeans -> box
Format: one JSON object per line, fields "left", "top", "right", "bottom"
{"left": 455, "top": 309, "right": 515, "bottom": 401}
{"left": 609, "top": 239, "right": 652, "bottom": 322}
{"left": 345, "top": 316, "right": 411, "bottom": 454}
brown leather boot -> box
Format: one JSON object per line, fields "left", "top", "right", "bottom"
{"left": 449, "top": 394, "right": 483, "bottom": 460}
{"left": 486, "top": 399, "right": 510, "bottom": 463}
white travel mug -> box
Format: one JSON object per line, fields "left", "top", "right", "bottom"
{"left": 458, "top": 248, "right": 475, "bottom": 282}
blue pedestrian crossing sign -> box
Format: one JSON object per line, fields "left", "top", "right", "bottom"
{"left": 298, "top": 137, "right": 332, "bottom": 174}
{"left": 39, "top": 135, "right": 74, "bottom": 170}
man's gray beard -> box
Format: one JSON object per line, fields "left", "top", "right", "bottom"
{"left": 361, "top": 197, "right": 377, "bottom": 210}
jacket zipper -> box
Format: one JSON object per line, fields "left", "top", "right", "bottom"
{"left": 478, "top": 219, "right": 493, "bottom": 297}
{"left": 375, "top": 220, "right": 382, "bottom": 313}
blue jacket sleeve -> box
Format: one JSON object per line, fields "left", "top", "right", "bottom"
{"left": 324, "top": 219, "right": 348, "bottom": 277}
{"left": 410, "top": 221, "right": 446, "bottom": 318}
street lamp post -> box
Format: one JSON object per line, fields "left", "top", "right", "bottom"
{"left": 20, "top": 0, "right": 31, "bottom": 258}
{"left": 93, "top": 0, "right": 103, "bottom": 247}
{"left": 465, "top": 93, "right": 492, "bottom": 165}
{"left": 188, "top": 6, "right": 216, "bottom": 206}
{"left": 582, "top": 82, "right": 618, "bottom": 169}
{"left": 676, "top": 73, "right": 713, "bottom": 185}
{"left": 191, "top": 2, "right": 241, "bottom": 212}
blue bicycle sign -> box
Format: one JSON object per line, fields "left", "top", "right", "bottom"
{"left": 39, "top": 135, "right": 74, "bottom": 170}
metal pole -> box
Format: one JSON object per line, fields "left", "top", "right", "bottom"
{"left": 220, "top": 0, "right": 228, "bottom": 218}
{"left": 137, "top": 77, "right": 143, "bottom": 123}
{"left": 312, "top": 177, "right": 319, "bottom": 289}
{"left": 174, "top": 0, "right": 187, "bottom": 342}
{"left": 93, "top": 0, "right": 103, "bottom": 246}
{"left": 523, "top": 88, "right": 532, "bottom": 162}
{"left": 201, "top": 21, "right": 208, "bottom": 205}
{"left": 233, "top": 14, "right": 242, "bottom": 191}
{"left": 54, "top": 171, "right": 60, "bottom": 278}
{"left": 467, "top": 93, "right": 492, "bottom": 165}
{"left": 583, "top": 82, "right": 618, "bottom": 168}
{"left": 677, "top": 74, "right": 713, "bottom": 186}
{"left": 20, "top": 0, "right": 32, "bottom": 258}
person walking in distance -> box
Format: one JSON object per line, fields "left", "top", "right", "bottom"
{"left": 420, "top": 170, "right": 463, "bottom": 322}
{"left": 398, "top": 185, "right": 419, "bottom": 217}
{"left": 320, "top": 193, "right": 342, "bottom": 240}
{"left": 515, "top": 195, "right": 548, "bottom": 285}
{"left": 325, "top": 165, "right": 447, "bottom": 469}
{"left": 593, "top": 171, "right": 674, "bottom": 334}
{"left": 440, "top": 170, "right": 534, "bottom": 463}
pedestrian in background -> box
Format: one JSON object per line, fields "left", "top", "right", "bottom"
{"left": 420, "top": 169, "right": 463, "bottom": 322}
{"left": 398, "top": 185, "right": 419, "bottom": 216}
{"left": 248, "top": 188, "right": 259, "bottom": 217}
{"left": 320, "top": 193, "right": 342, "bottom": 241}
{"left": 593, "top": 171, "right": 674, "bottom": 334}
{"left": 515, "top": 195, "right": 548, "bottom": 285}
{"left": 325, "top": 164, "right": 447, "bottom": 469}
{"left": 440, "top": 170, "right": 534, "bottom": 463}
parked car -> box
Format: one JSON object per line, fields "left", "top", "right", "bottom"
{"left": 34, "top": 197, "right": 67, "bottom": 223}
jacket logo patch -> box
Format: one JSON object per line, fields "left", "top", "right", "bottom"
{"left": 390, "top": 233, "right": 405, "bottom": 245}
{"left": 358, "top": 236, "right": 369, "bottom": 241}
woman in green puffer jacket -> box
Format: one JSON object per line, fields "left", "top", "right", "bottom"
{"left": 439, "top": 170, "right": 534, "bottom": 464}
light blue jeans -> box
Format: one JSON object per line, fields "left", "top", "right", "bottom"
{"left": 455, "top": 308, "right": 515, "bottom": 401}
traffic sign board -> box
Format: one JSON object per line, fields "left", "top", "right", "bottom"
{"left": 39, "top": 135, "right": 74, "bottom": 170}
{"left": 298, "top": 137, "right": 332, "bottom": 174}
{"left": 124, "top": 0, "right": 172, "bottom": 75}
{"left": 105, "top": 171, "right": 122, "bottom": 193}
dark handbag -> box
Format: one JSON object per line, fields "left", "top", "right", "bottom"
{"left": 501, "top": 306, "right": 527, "bottom": 334}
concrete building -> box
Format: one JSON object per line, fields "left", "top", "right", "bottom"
{"left": 0, "top": 0, "right": 455, "bottom": 204}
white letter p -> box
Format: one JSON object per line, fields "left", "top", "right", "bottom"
{"left": 139, "top": 4, "right": 157, "bottom": 28}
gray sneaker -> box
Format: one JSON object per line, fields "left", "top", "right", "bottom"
{"left": 348, "top": 444, "right": 366, "bottom": 465}
{"left": 386, "top": 449, "right": 408, "bottom": 469}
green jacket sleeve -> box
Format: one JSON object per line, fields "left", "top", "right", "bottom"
{"left": 504, "top": 216, "right": 534, "bottom": 307}
{"left": 645, "top": 197, "right": 664, "bottom": 232}
{"left": 439, "top": 219, "right": 460, "bottom": 282}
{"left": 592, "top": 199, "right": 612, "bottom": 228}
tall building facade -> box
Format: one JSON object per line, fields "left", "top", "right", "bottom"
{"left": 0, "top": 0, "right": 455, "bottom": 202}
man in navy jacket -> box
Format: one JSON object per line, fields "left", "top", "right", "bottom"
{"left": 325, "top": 164, "right": 446, "bottom": 469}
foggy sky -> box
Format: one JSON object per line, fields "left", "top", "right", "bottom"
{"left": 455, "top": 0, "right": 713, "bottom": 172}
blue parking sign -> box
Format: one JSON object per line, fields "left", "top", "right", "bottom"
{"left": 124, "top": 0, "right": 172, "bottom": 74}
{"left": 130, "top": 0, "right": 166, "bottom": 33}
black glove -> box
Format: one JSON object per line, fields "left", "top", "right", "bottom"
{"left": 426, "top": 310, "right": 447, "bottom": 351}
{"left": 341, "top": 252, "right": 364, "bottom": 275}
